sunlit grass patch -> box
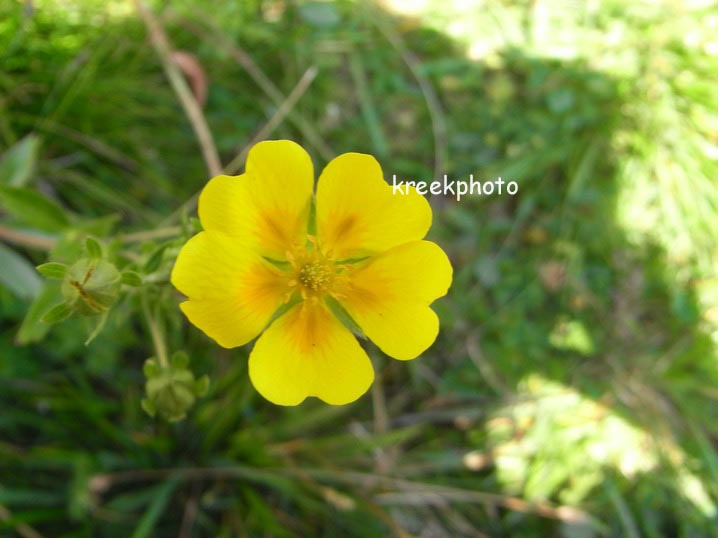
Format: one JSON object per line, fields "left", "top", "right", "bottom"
{"left": 484, "top": 374, "right": 714, "bottom": 517}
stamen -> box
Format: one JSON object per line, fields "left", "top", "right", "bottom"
{"left": 299, "top": 262, "right": 330, "bottom": 292}
{"left": 284, "top": 235, "right": 338, "bottom": 299}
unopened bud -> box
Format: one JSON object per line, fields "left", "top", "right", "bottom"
{"left": 141, "top": 353, "right": 209, "bottom": 422}
{"left": 61, "top": 258, "right": 121, "bottom": 316}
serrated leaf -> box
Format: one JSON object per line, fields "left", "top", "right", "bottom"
{"left": 0, "top": 134, "right": 40, "bottom": 187}
{"left": 0, "top": 242, "right": 42, "bottom": 300}
{"left": 0, "top": 186, "right": 70, "bottom": 232}
{"left": 85, "top": 237, "right": 103, "bottom": 258}
{"left": 41, "top": 302, "right": 73, "bottom": 324}
{"left": 36, "top": 262, "right": 68, "bottom": 279}
{"left": 121, "top": 270, "right": 143, "bottom": 286}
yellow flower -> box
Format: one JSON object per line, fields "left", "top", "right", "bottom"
{"left": 171, "top": 140, "right": 452, "bottom": 405}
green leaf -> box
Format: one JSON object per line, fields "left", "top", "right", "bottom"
{"left": 549, "top": 319, "right": 596, "bottom": 356}
{"left": 130, "top": 479, "right": 180, "bottom": 538}
{"left": 143, "top": 358, "right": 159, "bottom": 378}
{"left": 41, "top": 302, "right": 73, "bottom": 324}
{"left": 0, "top": 487, "right": 63, "bottom": 506}
{"left": 121, "top": 270, "right": 143, "bottom": 286}
{"left": 143, "top": 244, "right": 167, "bottom": 274}
{"left": 36, "top": 262, "right": 68, "bottom": 279}
{"left": 0, "top": 242, "right": 42, "bottom": 300}
{"left": 195, "top": 375, "right": 210, "bottom": 397}
{"left": 68, "top": 454, "right": 94, "bottom": 520}
{"left": 16, "top": 282, "right": 62, "bottom": 344}
{"left": 188, "top": 217, "right": 202, "bottom": 233}
{"left": 85, "top": 236, "right": 103, "bottom": 258}
{"left": 299, "top": 1, "right": 340, "bottom": 27}
{"left": 74, "top": 213, "right": 121, "bottom": 237}
{"left": 0, "top": 134, "right": 40, "bottom": 187}
{"left": 0, "top": 186, "right": 70, "bottom": 232}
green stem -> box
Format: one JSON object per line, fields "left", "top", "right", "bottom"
{"left": 120, "top": 226, "right": 182, "bottom": 244}
{"left": 0, "top": 223, "right": 179, "bottom": 254}
{"left": 141, "top": 291, "right": 169, "bottom": 368}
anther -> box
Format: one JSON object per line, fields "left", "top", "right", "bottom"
{"left": 298, "top": 262, "right": 332, "bottom": 293}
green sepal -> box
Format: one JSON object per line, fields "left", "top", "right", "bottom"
{"left": 36, "top": 262, "right": 68, "bottom": 279}
{"left": 143, "top": 358, "right": 159, "bottom": 378}
{"left": 141, "top": 398, "right": 156, "bottom": 417}
{"left": 84, "top": 310, "right": 109, "bottom": 345}
{"left": 121, "top": 270, "right": 143, "bottom": 287}
{"left": 170, "top": 350, "right": 189, "bottom": 369}
{"left": 85, "top": 237, "right": 103, "bottom": 259}
{"left": 325, "top": 295, "right": 366, "bottom": 339}
{"left": 41, "top": 302, "right": 73, "bottom": 324}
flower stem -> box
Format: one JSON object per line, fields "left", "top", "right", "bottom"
{"left": 141, "top": 291, "right": 169, "bottom": 368}
{"left": 0, "top": 225, "right": 57, "bottom": 251}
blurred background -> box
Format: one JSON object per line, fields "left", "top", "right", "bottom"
{"left": 1, "top": 0, "right": 718, "bottom": 536}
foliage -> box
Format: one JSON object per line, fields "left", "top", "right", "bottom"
{"left": 0, "top": 0, "right": 716, "bottom": 536}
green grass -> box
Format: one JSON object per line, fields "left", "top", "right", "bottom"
{"left": 1, "top": 0, "right": 717, "bottom": 536}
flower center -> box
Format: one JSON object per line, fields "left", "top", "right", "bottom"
{"left": 297, "top": 260, "right": 334, "bottom": 297}
{"left": 298, "top": 262, "right": 331, "bottom": 293}
{"left": 285, "top": 236, "right": 348, "bottom": 302}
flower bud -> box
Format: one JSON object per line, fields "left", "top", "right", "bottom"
{"left": 61, "top": 258, "right": 121, "bottom": 316}
{"left": 141, "top": 353, "right": 209, "bottom": 422}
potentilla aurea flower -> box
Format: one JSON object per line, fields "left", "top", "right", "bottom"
{"left": 171, "top": 140, "right": 452, "bottom": 405}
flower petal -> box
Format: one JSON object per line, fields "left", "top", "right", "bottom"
{"left": 316, "top": 153, "right": 431, "bottom": 259}
{"left": 249, "top": 302, "right": 374, "bottom": 405}
{"left": 198, "top": 140, "right": 314, "bottom": 259}
{"left": 338, "top": 240, "right": 452, "bottom": 360}
{"left": 171, "top": 231, "right": 288, "bottom": 348}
